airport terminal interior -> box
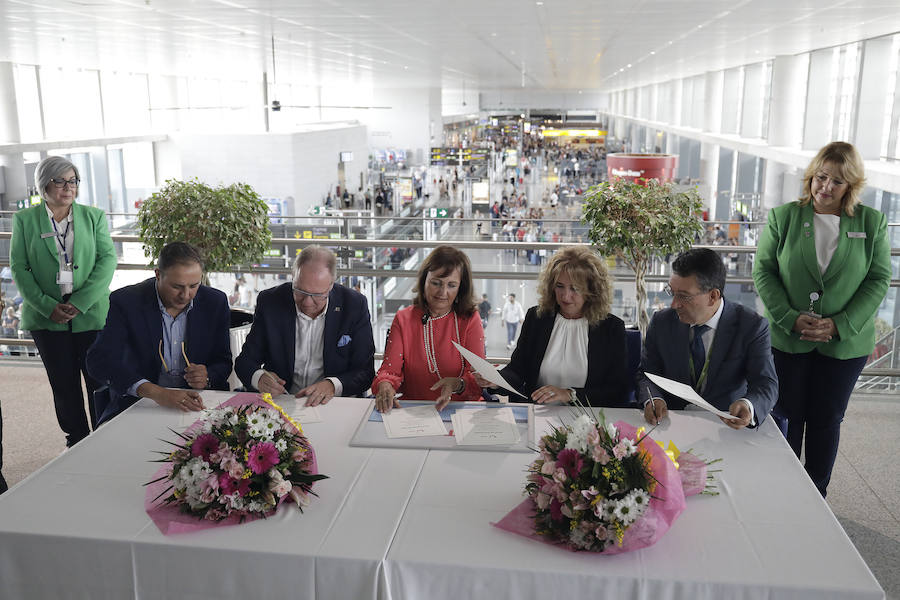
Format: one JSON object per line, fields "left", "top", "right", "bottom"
{"left": 1, "top": 0, "right": 900, "bottom": 597}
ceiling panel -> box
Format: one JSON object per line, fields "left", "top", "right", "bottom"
{"left": 0, "top": 0, "right": 898, "bottom": 92}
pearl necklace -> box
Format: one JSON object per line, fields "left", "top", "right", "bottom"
{"left": 423, "top": 309, "right": 464, "bottom": 379}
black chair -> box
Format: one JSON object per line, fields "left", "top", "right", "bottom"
{"left": 625, "top": 328, "right": 642, "bottom": 407}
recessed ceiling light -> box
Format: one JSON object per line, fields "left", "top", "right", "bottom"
{"left": 536, "top": 1, "right": 543, "bottom": 4}
{"left": 650, "top": 51, "right": 655, "bottom": 55}
{"left": 627, "top": 63, "right": 632, "bottom": 68}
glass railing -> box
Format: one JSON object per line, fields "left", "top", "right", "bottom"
{"left": 2, "top": 215, "right": 900, "bottom": 393}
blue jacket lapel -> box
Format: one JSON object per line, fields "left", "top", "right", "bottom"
{"left": 281, "top": 284, "right": 296, "bottom": 382}
{"left": 705, "top": 299, "right": 735, "bottom": 391}
{"left": 322, "top": 286, "right": 341, "bottom": 368}
{"left": 141, "top": 279, "right": 164, "bottom": 373}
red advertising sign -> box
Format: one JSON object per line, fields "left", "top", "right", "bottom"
{"left": 607, "top": 153, "right": 678, "bottom": 184}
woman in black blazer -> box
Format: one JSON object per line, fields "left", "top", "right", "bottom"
{"left": 477, "top": 246, "right": 628, "bottom": 407}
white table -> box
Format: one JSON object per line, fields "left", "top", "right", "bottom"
{"left": 0, "top": 394, "right": 885, "bottom": 600}
{"left": 0, "top": 392, "right": 425, "bottom": 600}
{"left": 383, "top": 407, "right": 885, "bottom": 600}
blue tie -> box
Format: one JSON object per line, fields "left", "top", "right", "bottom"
{"left": 691, "top": 325, "right": 710, "bottom": 385}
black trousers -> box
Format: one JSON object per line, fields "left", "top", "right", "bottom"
{"left": 30, "top": 328, "right": 101, "bottom": 447}
{"left": 772, "top": 348, "right": 867, "bottom": 497}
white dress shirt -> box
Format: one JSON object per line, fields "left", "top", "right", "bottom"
{"left": 251, "top": 301, "right": 343, "bottom": 395}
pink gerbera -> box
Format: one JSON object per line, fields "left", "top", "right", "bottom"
{"left": 556, "top": 448, "right": 584, "bottom": 479}
{"left": 247, "top": 442, "right": 279, "bottom": 474}
{"left": 191, "top": 433, "right": 220, "bottom": 461}
{"left": 218, "top": 472, "right": 238, "bottom": 495}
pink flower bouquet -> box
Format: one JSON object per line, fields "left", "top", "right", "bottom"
{"left": 494, "top": 409, "right": 712, "bottom": 554}
{"left": 145, "top": 393, "right": 327, "bottom": 534}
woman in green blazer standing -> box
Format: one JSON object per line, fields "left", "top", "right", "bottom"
{"left": 753, "top": 142, "right": 890, "bottom": 497}
{"left": 10, "top": 156, "right": 116, "bottom": 447}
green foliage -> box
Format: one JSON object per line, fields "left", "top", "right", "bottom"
{"left": 582, "top": 179, "right": 704, "bottom": 269}
{"left": 137, "top": 178, "right": 272, "bottom": 273}
{"left": 581, "top": 178, "right": 704, "bottom": 335}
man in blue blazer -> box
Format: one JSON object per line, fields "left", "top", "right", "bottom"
{"left": 234, "top": 246, "right": 375, "bottom": 405}
{"left": 639, "top": 249, "right": 777, "bottom": 430}
{"left": 87, "top": 242, "right": 232, "bottom": 421}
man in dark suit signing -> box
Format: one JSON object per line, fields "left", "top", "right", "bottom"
{"left": 234, "top": 246, "right": 375, "bottom": 406}
{"left": 87, "top": 242, "right": 232, "bottom": 420}
{"left": 639, "top": 248, "right": 777, "bottom": 430}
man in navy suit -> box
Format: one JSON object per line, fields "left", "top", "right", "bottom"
{"left": 639, "top": 248, "right": 777, "bottom": 430}
{"left": 234, "top": 246, "right": 375, "bottom": 405}
{"left": 87, "top": 242, "right": 232, "bottom": 420}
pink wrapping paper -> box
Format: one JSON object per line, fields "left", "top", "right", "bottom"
{"left": 677, "top": 451, "right": 709, "bottom": 497}
{"left": 144, "top": 392, "right": 319, "bottom": 535}
{"left": 493, "top": 420, "right": 688, "bottom": 554}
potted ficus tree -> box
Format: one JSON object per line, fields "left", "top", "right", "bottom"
{"left": 582, "top": 178, "right": 704, "bottom": 337}
{"left": 137, "top": 178, "right": 272, "bottom": 278}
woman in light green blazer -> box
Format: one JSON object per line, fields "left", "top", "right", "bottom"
{"left": 10, "top": 156, "right": 116, "bottom": 447}
{"left": 753, "top": 142, "right": 890, "bottom": 497}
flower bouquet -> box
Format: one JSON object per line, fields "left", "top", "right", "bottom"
{"left": 145, "top": 392, "right": 327, "bottom": 534}
{"left": 494, "top": 408, "right": 717, "bottom": 554}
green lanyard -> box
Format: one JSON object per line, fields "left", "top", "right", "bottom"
{"left": 687, "top": 334, "right": 714, "bottom": 392}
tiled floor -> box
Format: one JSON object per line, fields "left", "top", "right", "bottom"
{"left": 0, "top": 362, "right": 897, "bottom": 599}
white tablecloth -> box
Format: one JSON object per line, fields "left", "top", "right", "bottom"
{"left": 383, "top": 408, "right": 885, "bottom": 600}
{"left": 0, "top": 394, "right": 885, "bottom": 600}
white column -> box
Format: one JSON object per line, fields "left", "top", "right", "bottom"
{"left": 767, "top": 55, "right": 808, "bottom": 148}
{"left": 671, "top": 79, "right": 684, "bottom": 127}
{"left": 740, "top": 63, "right": 763, "bottom": 138}
{"left": 854, "top": 36, "right": 893, "bottom": 160}
{"left": 803, "top": 48, "right": 835, "bottom": 150}
{"left": 703, "top": 71, "right": 724, "bottom": 134}
{"left": 0, "top": 61, "right": 28, "bottom": 210}
{"left": 700, "top": 141, "right": 719, "bottom": 215}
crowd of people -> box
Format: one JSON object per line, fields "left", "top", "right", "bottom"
{"left": 0, "top": 141, "right": 889, "bottom": 502}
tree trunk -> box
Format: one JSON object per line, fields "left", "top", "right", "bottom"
{"left": 634, "top": 259, "right": 649, "bottom": 339}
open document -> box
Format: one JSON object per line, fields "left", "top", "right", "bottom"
{"left": 452, "top": 341, "right": 528, "bottom": 399}
{"left": 452, "top": 407, "right": 520, "bottom": 446}
{"left": 644, "top": 373, "right": 738, "bottom": 420}
{"left": 382, "top": 405, "right": 449, "bottom": 438}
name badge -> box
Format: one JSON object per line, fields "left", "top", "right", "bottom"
{"left": 847, "top": 232, "right": 867, "bottom": 239}
{"left": 40, "top": 232, "right": 56, "bottom": 239}
{"left": 56, "top": 270, "right": 74, "bottom": 285}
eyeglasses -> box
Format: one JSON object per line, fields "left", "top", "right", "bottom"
{"left": 663, "top": 284, "right": 707, "bottom": 304}
{"left": 50, "top": 178, "right": 80, "bottom": 189}
{"left": 292, "top": 286, "right": 332, "bottom": 302}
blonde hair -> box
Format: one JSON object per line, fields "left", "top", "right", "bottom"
{"left": 798, "top": 142, "right": 866, "bottom": 217}
{"left": 536, "top": 246, "right": 613, "bottom": 325}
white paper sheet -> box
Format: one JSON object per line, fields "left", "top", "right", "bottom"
{"left": 644, "top": 372, "right": 738, "bottom": 420}
{"left": 382, "top": 405, "right": 449, "bottom": 438}
{"left": 452, "top": 407, "right": 520, "bottom": 446}
{"left": 451, "top": 341, "right": 528, "bottom": 399}
{"left": 290, "top": 405, "right": 323, "bottom": 424}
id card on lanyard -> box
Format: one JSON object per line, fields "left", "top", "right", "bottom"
{"left": 52, "top": 217, "right": 74, "bottom": 285}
